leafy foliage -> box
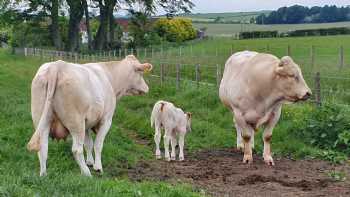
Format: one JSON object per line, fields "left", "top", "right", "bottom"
{"left": 290, "top": 104, "right": 350, "bottom": 156}
{"left": 153, "top": 17, "right": 196, "bottom": 42}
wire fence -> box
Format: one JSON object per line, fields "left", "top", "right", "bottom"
{"left": 13, "top": 47, "right": 350, "bottom": 109}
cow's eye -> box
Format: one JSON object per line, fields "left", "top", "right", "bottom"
{"left": 294, "top": 76, "right": 299, "bottom": 82}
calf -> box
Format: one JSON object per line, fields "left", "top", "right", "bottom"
{"left": 151, "top": 101, "right": 192, "bottom": 161}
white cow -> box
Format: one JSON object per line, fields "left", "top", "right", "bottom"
{"left": 219, "top": 51, "right": 311, "bottom": 166}
{"left": 27, "top": 55, "right": 152, "bottom": 176}
{"left": 151, "top": 101, "right": 192, "bottom": 161}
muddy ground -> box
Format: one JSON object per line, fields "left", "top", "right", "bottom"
{"left": 128, "top": 148, "right": 350, "bottom": 197}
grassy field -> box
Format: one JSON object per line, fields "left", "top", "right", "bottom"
{"left": 2, "top": 34, "right": 350, "bottom": 195}
{"left": 193, "top": 21, "right": 350, "bottom": 36}
{"left": 179, "top": 11, "right": 270, "bottom": 23}
{"left": 139, "top": 35, "right": 350, "bottom": 105}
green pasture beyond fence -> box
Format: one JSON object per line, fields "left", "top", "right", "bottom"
{"left": 13, "top": 46, "right": 350, "bottom": 108}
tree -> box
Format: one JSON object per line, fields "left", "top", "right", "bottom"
{"left": 27, "top": 0, "right": 63, "bottom": 49}
{"left": 66, "top": 0, "right": 84, "bottom": 51}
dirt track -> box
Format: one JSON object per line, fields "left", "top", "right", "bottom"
{"left": 128, "top": 149, "right": 350, "bottom": 197}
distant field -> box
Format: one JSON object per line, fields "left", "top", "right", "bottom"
{"left": 179, "top": 11, "right": 270, "bottom": 23}
{"left": 193, "top": 21, "right": 350, "bottom": 36}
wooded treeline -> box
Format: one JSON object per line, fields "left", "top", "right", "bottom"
{"left": 0, "top": 0, "right": 194, "bottom": 52}
{"left": 256, "top": 5, "right": 350, "bottom": 24}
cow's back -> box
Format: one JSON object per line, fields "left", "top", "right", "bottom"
{"left": 219, "top": 51, "right": 280, "bottom": 110}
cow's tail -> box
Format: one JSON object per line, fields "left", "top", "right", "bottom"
{"left": 27, "top": 65, "right": 58, "bottom": 152}
{"left": 150, "top": 101, "right": 165, "bottom": 128}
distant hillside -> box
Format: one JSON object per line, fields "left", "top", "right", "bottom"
{"left": 177, "top": 11, "right": 271, "bottom": 23}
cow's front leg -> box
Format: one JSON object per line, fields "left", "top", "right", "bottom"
{"left": 163, "top": 128, "right": 171, "bottom": 161}
{"left": 263, "top": 106, "right": 281, "bottom": 166}
{"left": 170, "top": 132, "right": 177, "bottom": 161}
{"left": 71, "top": 125, "right": 91, "bottom": 177}
{"left": 93, "top": 119, "right": 112, "bottom": 173}
{"left": 242, "top": 128, "right": 254, "bottom": 164}
{"left": 84, "top": 130, "right": 94, "bottom": 167}
{"left": 178, "top": 132, "right": 185, "bottom": 161}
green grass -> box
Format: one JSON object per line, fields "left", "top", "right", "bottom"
{"left": 193, "top": 21, "right": 350, "bottom": 36}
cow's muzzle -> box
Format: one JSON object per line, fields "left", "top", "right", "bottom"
{"left": 300, "top": 92, "right": 311, "bottom": 101}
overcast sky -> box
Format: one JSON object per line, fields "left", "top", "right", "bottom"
{"left": 189, "top": 0, "right": 350, "bottom": 13}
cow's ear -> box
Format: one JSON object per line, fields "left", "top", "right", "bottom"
{"left": 135, "top": 63, "right": 153, "bottom": 73}
{"left": 186, "top": 112, "right": 192, "bottom": 120}
{"left": 276, "top": 56, "right": 292, "bottom": 76}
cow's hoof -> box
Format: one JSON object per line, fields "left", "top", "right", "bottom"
{"left": 242, "top": 155, "right": 253, "bottom": 164}
{"left": 165, "top": 157, "right": 171, "bottom": 162}
{"left": 83, "top": 172, "right": 92, "bottom": 177}
{"left": 179, "top": 157, "right": 184, "bottom": 161}
{"left": 156, "top": 155, "right": 162, "bottom": 159}
{"left": 264, "top": 155, "right": 275, "bottom": 166}
{"left": 170, "top": 156, "right": 176, "bottom": 161}
{"left": 39, "top": 172, "right": 47, "bottom": 177}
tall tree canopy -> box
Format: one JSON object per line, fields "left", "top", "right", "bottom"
{"left": 0, "top": 0, "right": 195, "bottom": 51}
{"left": 256, "top": 5, "right": 350, "bottom": 24}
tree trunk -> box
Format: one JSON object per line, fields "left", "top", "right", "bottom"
{"left": 66, "top": 0, "right": 83, "bottom": 52}
{"left": 108, "top": 5, "right": 115, "bottom": 49}
{"left": 50, "top": 0, "right": 62, "bottom": 50}
{"left": 94, "top": 0, "right": 116, "bottom": 50}
{"left": 82, "top": 0, "right": 92, "bottom": 50}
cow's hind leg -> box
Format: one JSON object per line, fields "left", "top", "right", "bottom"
{"left": 84, "top": 130, "right": 94, "bottom": 167}
{"left": 70, "top": 123, "right": 91, "bottom": 176}
{"left": 263, "top": 106, "right": 281, "bottom": 166}
{"left": 163, "top": 128, "right": 171, "bottom": 161}
{"left": 154, "top": 123, "right": 162, "bottom": 159}
{"left": 93, "top": 119, "right": 112, "bottom": 173}
{"left": 38, "top": 127, "right": 50, "bottom": 176}
{"left": 234, "top": 110, "right": 254, "bottom": 164}
{"left": 234, "top": 122, "right": 244, "bottom": 151}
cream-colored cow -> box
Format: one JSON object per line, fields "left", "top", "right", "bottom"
{"left": 27, "top": 55, "right": 152, "bottom": 176}
{"left": 219, "top": 51, "right": 311, "bottom": 166}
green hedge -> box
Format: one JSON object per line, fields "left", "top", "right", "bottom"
{"left": 239, "top": 31, "right": 278, "bottom": 39}
{"left": 287, "top": 27, "right": 350, "bottom": 37}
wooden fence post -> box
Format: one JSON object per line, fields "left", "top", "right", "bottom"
{"left": 151, "top": 47, "right": 154, "bottom": 59}
{"left": 287, "top": 45, "right": 291, "bottom": 56}
{"left": 160, "top": 63, "right": 164, "bottom": 87}
{"left": 195, "top": 64, "right": 200, "bottom": 87}
{"left": 339, "top": 46, "right": 344, "bottom": 69}
{"left": 176, "top": 64, "right": 180, "bottom": 90}
{"left": 216, "top": 64, "right": 221, "bottom": 87}
{"left": 314, "top": 72, "right": 321, "bottom": 107}
{"left": 311, "top": 45, "right": 315, "bottom": 71}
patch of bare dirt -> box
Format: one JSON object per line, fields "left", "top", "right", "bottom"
{"left": 128, "top": 149, "right": 350, "bottom": 197}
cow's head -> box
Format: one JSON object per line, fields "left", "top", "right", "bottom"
{"left": 123, "top": 55, "right": 152, "bottom": 96}
{"left": 185, "top": 112, "right": 192, "bottom": 132}
{"left": 274, "top": 56, "right": 312, "bottom": 103}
